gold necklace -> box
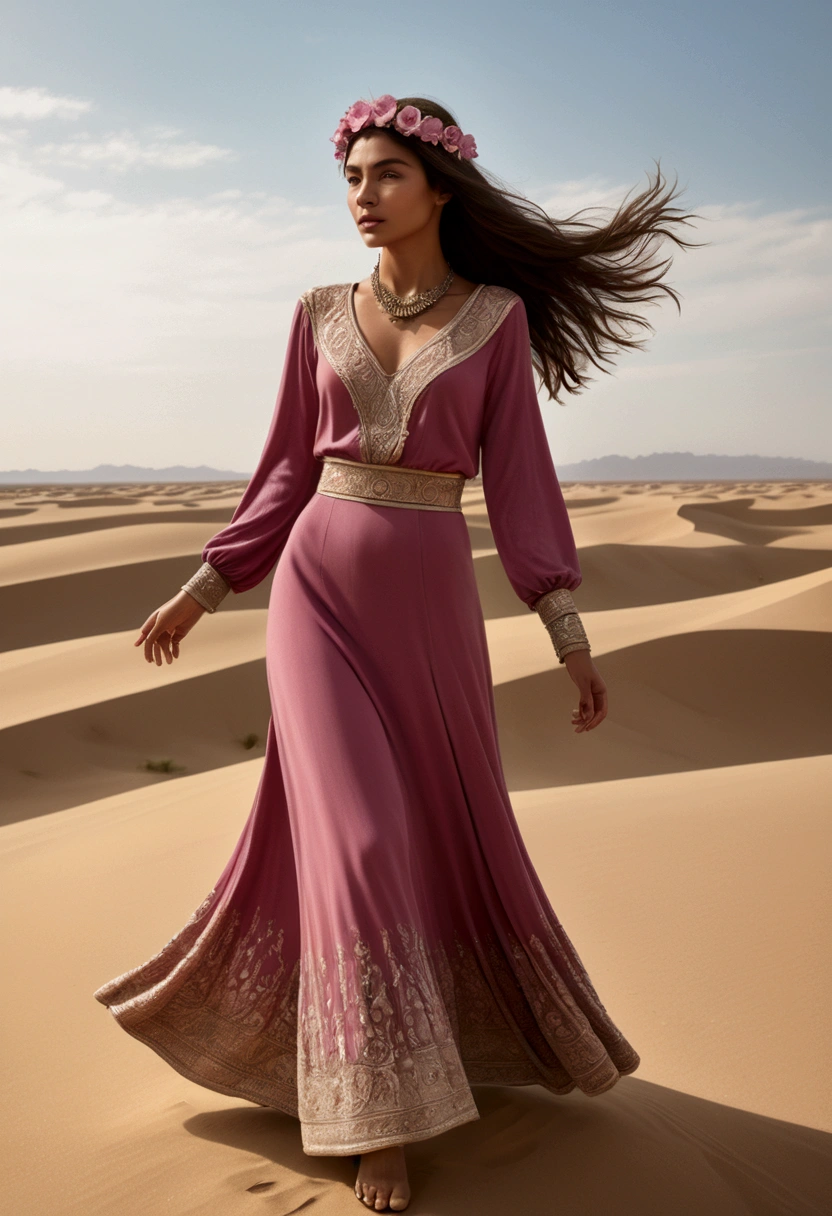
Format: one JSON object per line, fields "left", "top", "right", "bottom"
{"left": 371, "top": 255, "right": 455, "bottom": 323}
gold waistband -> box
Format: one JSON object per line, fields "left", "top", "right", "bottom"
{"left": 316, "top": 455, "right": 466, "bottom": 512}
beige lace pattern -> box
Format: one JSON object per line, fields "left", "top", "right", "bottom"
{"left": 94, "top": 887, "right": 640, "bottom": 1155}
{"left": 317, "top": 455, "right": 466, "bottom": 512}
{"left": 181, "top": 561, "right": 232, "bottom": 612}
{"left": 531, "top": 587, "right": 592, "bottom": 663}
{"left": 300, "top": 282, "right": 520, "bottom": 466}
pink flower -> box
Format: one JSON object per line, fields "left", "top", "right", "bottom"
{"left": 440, "top": 124, "right": 463, "bottom": 153}
{"left": 329, "top": 115, "right": 352, "bottom": 157}
{"left": 345, "top": 100, "right": 373, "bottom": 133}
{"left": 329, "top": 97, "right": 479, "bottom": 164}
{"left": 417, "top": 115, "right": 444, "bottom": 145}
{"left": 457, "top": 132, "right": 478, "bottom": 160}
{"left": 394, "top": 105, "right": 422, "bottom": 135}
{"left": 371, "top": 94, "right": 398, "bottom": 126}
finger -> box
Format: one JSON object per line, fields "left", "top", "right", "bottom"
{"left": 575, "top": 687, "right": 595, "bottom": 732}
{"left": 135, "top": 614, "right": 156, "bottom": 647}
{"left": 157, "top": 632, "right": 173, "bottom": 664}
{"left": 144, "top": 625, "right": 163, "bottom": 665}
{"left": 585, "top": 686, "right": 609, "bottom": 731}
{"left": 144, "top": 616, "right": 172, "bottom": 664}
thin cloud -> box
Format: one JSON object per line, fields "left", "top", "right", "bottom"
{"left": 0, "top": 84, "right": 92, "bottom": 122}
{"left": 0, "top": 87, "right": 236, "bottom": 173}
{"left": 32, "top": 128, "right": 238, "bottom": 173}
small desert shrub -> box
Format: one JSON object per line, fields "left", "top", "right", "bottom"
{"left": 143, "top": 758, "right": 185, "bottom": 774}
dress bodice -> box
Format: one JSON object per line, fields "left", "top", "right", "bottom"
{"left": 199, "top": 281, "right": 582, "bottom": 611}
{"left": 300, "top": 281, "right": 521, "bottom": 467}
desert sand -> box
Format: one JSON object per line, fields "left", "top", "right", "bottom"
{"left": 1, "top": 478, "right": 831, "bottom": 1215}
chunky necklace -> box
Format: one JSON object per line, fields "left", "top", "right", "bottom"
{"left": 371, "top": 256, "right": 455, "bottom": 323}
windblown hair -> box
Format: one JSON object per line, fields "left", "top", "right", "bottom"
{"left": 339, "top": 95, "right": 702, "bottom": 401}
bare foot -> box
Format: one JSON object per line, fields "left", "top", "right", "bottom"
{"left": 355, "top": 1145, "right": 411, "bottom": 1211}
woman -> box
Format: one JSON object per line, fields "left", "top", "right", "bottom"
{"left": 94, "top": 95, "right": 695, "bottom": 1212}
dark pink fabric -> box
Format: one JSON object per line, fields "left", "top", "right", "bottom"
{"left": 202, "top": 297, "right": 581, "bottom": 606}
{"left": 93, "top": 290, "right": 639, "bottom": 1157}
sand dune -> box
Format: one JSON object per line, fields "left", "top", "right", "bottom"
{"left": 1, "top": 757, "right": 829, "bottom": 1214}
{"left": 679, "top": 496, "right": 832, "bottom": 544}
{"left": 494, "top": 628, "right": 831, "bottom": 789}
{"left": 475, "top": 541, "right": 832, "bottom": 615}
{"left": 482, "top": 564, "right": 832, "bottom": 684}
{"left": 0, "top": 521, "right": 228, "bottom": 586}
{"left": 7, "top": 556, "right": 829, "bottom": 821}
{"left": 0, "top": 553, "right": 271, "bottom": 650}
{"left": 0, "top": 611, "right": 266, "bottom": 730}
{"left": 1, "top": 479, "right": 830, "bottom": 1214}
{"left": 0, "top": 505, "right": 235, "bottom": 548}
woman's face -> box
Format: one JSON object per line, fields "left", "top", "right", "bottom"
{"left": 344, "top": 130, "right": 451, "bottom": 246}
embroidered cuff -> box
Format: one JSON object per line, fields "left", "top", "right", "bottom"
{"left": 180, "top": 561, "right": 231, "bottom": 613}
{"left": 531, "top": 588, "right": 591, "bottom": 664}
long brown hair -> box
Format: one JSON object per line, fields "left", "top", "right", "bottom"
{"left": 339, "top": 95, "right": 702, "bottom": 401}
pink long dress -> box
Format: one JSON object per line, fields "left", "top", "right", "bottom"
{"left": 93, "top": 281, "right": 640, "bottom": 1156}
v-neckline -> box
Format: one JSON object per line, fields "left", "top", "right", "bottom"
{"left": 347, "top": 280, "right": 487, "bottom": 379}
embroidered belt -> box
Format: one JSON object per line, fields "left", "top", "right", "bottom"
{"left": 316, "top": 455, "right": 466, "bottom": 512}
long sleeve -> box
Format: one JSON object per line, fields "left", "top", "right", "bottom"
{"left": 196, "top": 298, "right": 321, "bottom": 598}
{"left": 479, "top": 297, "right": 581, "bottom": 612}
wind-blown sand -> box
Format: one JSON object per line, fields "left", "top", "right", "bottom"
{"left": 1, "top": 479, "right": 831, "bottom": 1214}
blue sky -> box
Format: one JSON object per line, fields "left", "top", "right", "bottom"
{"left": 1, "top": 0, "right": 830, "bottom": 471}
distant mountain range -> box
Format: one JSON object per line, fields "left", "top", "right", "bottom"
{"left": 0, "top": 463, "right": 250, "bottom": 485}
{"left": 1, "top": 453, "right": 831, "bottom": 485}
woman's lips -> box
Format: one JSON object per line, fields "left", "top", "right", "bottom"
{"left": 359, "top": 218, "right": 384, "bottom": 228}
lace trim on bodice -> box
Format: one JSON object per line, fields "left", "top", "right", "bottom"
{"left": 300, "top": 281, "right": 520, "bottom": 465}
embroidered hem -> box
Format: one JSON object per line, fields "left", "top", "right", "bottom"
{"left": 94, "top": 889, "right": 640, "bottom": 1155}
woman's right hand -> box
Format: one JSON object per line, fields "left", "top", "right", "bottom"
{"left": 135, "top": 590, "right": 207, "bottom": 665}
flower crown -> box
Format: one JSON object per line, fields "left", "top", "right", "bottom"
{"left": 330, "top": 94, "right": 478, "bottom": 162}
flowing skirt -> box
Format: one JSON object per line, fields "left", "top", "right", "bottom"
{"left": 94, "top": 490, "right": 640, "bottom": 1155}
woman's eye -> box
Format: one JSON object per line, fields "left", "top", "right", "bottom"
{"left": 348, "top": 172, "right": 398, "bottom": 184}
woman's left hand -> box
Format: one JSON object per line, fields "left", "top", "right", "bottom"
{"left": 563, "top": 650, "right": 608, "bottom": 733}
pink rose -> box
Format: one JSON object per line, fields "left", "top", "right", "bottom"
{"left": 371, "top": 94, "right": 398, "bottom": 126}
{"left": 345, "top": 100, "right": 373, "bottom": 133}
{"left": 418, "top": 115, "right": 444, "bottom": 145}
{"left": 329, "top": 115, "right": 352, "bottom": 157}
{"left": 457, "top": 132, "right": 478, "bottom": 160}
{"left": 440, "top": 124, "right": 463, "bottom": 153}
{"left": 394, "top": 105, "right": 422, "bottom": 135}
